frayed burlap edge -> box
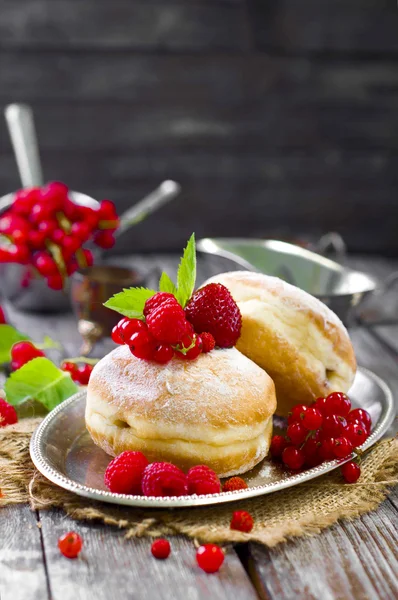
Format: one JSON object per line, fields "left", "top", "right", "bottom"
{"left": 0, "top": 419, "right": 397, "bottom": 547}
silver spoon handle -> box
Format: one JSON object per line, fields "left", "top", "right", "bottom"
{"left": 116, "top": 180, "right": 180, "bottom": 237}
{"left": 4, "top": 103, "right": 44, "bottom": 188}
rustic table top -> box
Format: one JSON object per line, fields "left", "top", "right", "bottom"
{"left": 1, "top": 253, "right": 397, "bottom": 600}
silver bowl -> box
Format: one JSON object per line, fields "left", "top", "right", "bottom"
{"left": 197, "top": 238, "right": 378, "bottom": 324}
{"left": 0, "top": 190, "right": 99, "bottom": 313}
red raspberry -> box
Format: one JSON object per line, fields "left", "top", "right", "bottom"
{"left": 199, "top": 332, "right": 216, "bottom": 353}
{"left": 270, "top": 434, "right": 288, "bottom": 459}
{"left": 58, "top": 531, "right": 83, "bottom": 559}
{"left": 230, "top": 510, "right": 254, "bottom": 533}
{"left": 151, "top": 539, "right": 171, "bottom": 559}
{"left": 104, "top": 451, "right": 149, "bottom": 495}
{"left": 196, "top": 544, "right": 224, "bottom": 573}
{"left": 144, "top": 292, "right": 178, "bottom": 317}
{"left": 0, "top": 398, "right": 18, "bottom": 427}
{"left": 222, "top": 476, "right": 248, "bottom": 492}
{"left": 141, "top": 462, "right": 188, "bottom": 497}
{"left": 185, "top": 283, "right": 241, "bottom": 348}
{"left": 146, "top": 302, "right": 188, "bottom": 345}
{"left": 187, "top": 465, "right": 221, "bottom": 495}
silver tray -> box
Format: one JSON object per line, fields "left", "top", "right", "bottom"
{"left": 30, "top": 367, "right": 395, "bottom": 508}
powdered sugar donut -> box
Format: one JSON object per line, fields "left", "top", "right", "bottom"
{"left": 204, "top": 271, "right": 357, "bottom": 416}
{"left": 86, "top": 345, "right": 276, "bottom": 477}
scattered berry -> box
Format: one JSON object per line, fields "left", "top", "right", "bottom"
{"left": 347, "top": 408, "right": 372, "bottom": 433}
{"left": 325, "top": 392, "right": 351, "bottom": 416}
{"left": 282, "top": 446, "right": 305, "bottom": 470}
{"left": 58, "top": 532, "right": 83, "bottom": 559}
{"left": 222, "top": 477, "right": 248, "bottom": 492}
{"left": 301, "top": 407, "right": 323, "bottom": 431}
{"left": 151, "top": 539, "right": 171, "bottom": 559}
{"left": 287, "top": 422, "right": 307, "bottom": 445}
{"left": 230, "top": 510, "right": 254, "bottom": 533}
{"left": 144, "top": 292, "right": 178, "bottom": 317}
{"left": 200, "top": 332, "right": 216, "bottom": 353}
{"left": 341, "top": 461, "right": 361, "bottom": 483}
{"left": 0, "top": 398, "right": 18, "bottom": 427}
{"left": 345, "top": 422, "right": 369, "bottom": 447}
{"left": 11, "top": 341, "right": 45, "bottom": 371}
{"left": 141, "top": 462, "right": 188, "bottom": 497}
{"left": 187, "top": 465, "right": 221, "bottom": 495}
{"left": 270, "top": 434, "right": 288, "bottom": 459}
{"left": 333, "top": 437, "right": 353, "bottom": 459}
{"left": 196, "top": 544, "right": 224, "bottom": 573}
{"left": 104, "top": 451, "right": 149, "bottom": 495}
{"left": 185, "top": 283, "right": 242, "bottom": 348}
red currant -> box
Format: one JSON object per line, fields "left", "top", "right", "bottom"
{"left": 38, "top": 219, "right": 58, "bottom": 236}
{"left": 177, "top": 335, "right": 203, "bottom": 360}
{"left": 270, "top": 434, "right": 288, "bottom": 459}
{"left": 129, "top": 331, "right": 155, "bottom": 360}
{"left": 47, "top": 274, "right": 64, "bottom": 290}
{"left": 71, "top": 222, "right": 91, "bottom": 242}
{"left": 325, "top": 392, "right": 351, "bottom": 416}
{"left": 62, "top": 235, "right": 81, "bottom": 254}
{"left": 99, "top": 199, "right": 118, "bottom": 220}
{"left": 341, "top": 461, "right": 361, "bottom": 483}
{"left": 58, "top": 531, "right": 83, "bottom": 559}
{"left": 0, "top": 305, "right": 6, "bottom": 324}
{"left": 51, "top": 228, "right": 66, "bottom": 244}
{"left": 81, "top": 248, "right": 94, "bottom": 267}
{"left": 319, "top": 437, "right": 336, "bottom": 461}
{"left": 282, "top": 446, "right": 305, "bottom": 470}
{"left": 344, "top": 422, "right": 368, "bottom": 447}
{"left": 11, "top": 341, "right": 45, "bottom": 370}
{"left": 153, "top": 344, "right": 174, "bottom": 364}
{"left": 28, "top": 230, "right": 47, "bottom": 250}
{"left": 111, "top": 323, "right": 124, "bottom": 344}
{"left": 61, "top": 361, "right": 76, "bottom": 375}
{"left": 287, "top": 404, "right": 308, "bottom": 425}
{"left": 8, "top": 244, "right": 30, "bottom": 264}
{"left": 13, "top": 187, "right": 40, "bottom": 215}
{"left": 287, "top": 422, "right": 307, "bottom": 445}
{"left": 30, "top": 203, "right": 54, "bottom": 224}
{"left": 75, "top": 364, "right": 93, "bottom": 385}
{"left": 301, "top": 407, "right": 323, "bottom": 431}
{"left": 333, "top": 436, "right": 353, "bottom": 459}
{"left": 41, "top": 181, "right": 68, "bottom": 211}
{"left": 94, "top": 230, "right": 115, "bottom": 249}
{"left": 33, "top": 252, "right": 59, "bottom": 277}
{"left": 322, "top": 415, "right": 347, "bottom": 438}
{"left": 0, "top": 214, "right": 30, "bottom": 235}
{"left": 119, "top": 318, "right": 147, "bottom": 343}
{"left": 151, "top": 539, "right": 171, "bottom": 559}
{"left": 347, "top": 409, "right": 371, "bottom": 433}
{"left": 66, "top": 259, "right": 78, "bottom": 276}
{"left": 77, "top": 206, "right": 99, "bottom": 229}
{"left": 196, "top": 544, "right": 224, "bottom": 573}
{"left": 0, "top": 397, "right": 18, "bottom": 427}
{"left": 314, "top": 397, "right": 328, "bottom": 415}
{"left": 302, "top": 437, "right": 322, "bottom": 467}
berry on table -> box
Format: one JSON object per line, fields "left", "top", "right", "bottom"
{"left": 141, "top": 462, "right": 188, "bottom": 497}
{"left": 151, "top": 539, "right": 171, "bottom": 559}
{"left": 196, "top": 544, "right": 224, "bottom": 573}
{"left": 146, "top": 302, "right": 188, "bottom": 345}
{"left": 222, "top": 477, "right": 248, "bottom": 492}
{"left": 341, "top": 461, "right": 361, "bottom": 483}
{"left": 282, "top": 446, "right": 305, "bottom": 470}
{"left": 200, "top": 332, "right": 216, "bottom": 353}
{"left": 287, "top": 422, "right": 307, "bottom": 445}
{"left": 301, "top": 407, "right": 323, "bottom": 431}
{"left": 105, "top": 451, "right": 149, "bottom": 495}
{"left": 0, "top": 398, "right": 18, "bottom": 427}
{"left": 187, "top": 465, "right": 221, "bottom": 495}
{"left": 11, "top": 341, "right": 45, "bottom": 370}
{"left": 230, "top": 510, "right": 254, "bottom": 533}
{"left": 344, "top": 422, "right": 369, "bottom": 447}
{"left": 333, "top": 437, "right": 353, "bottom": 459}
{"left": 347, "top": 408, "right": 372, "bottom": 433}
{"left": 153, "top": 344, "right": 174, "bottom": 364}
{"left": 185, "top": 283, "right": 242, "bottom": 348}
{"left": 325, "top": 392, "right": 351, "bottom": 416}
{"left": 129, "top": 330, "right": 156, "bottom": 360}
{"left": 270, "top": 434, "right": 288, "bottom": 459}
{"left": 58, "top": 531, "right": 83, "bottom": 559}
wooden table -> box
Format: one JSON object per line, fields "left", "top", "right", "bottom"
{"left": 1, "top": 254, "right": 397, "bottom": 600}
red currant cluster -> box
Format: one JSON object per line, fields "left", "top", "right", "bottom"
{"left": 111, "top": 292, "right": 216, "bottom": 364}
{"left": 0, "top": 182, "right": 119, "bottom": 290}
{"left": 61, "top": 361, "right": 94, "bottom": 385}
{"left": 104, "top": 450, "right": 221, "bottom": 497}
{"left": 270, "top": 392, "right": 371, "bottom": 483}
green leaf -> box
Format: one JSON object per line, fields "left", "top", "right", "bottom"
{"left": 159, "top": 272, "right": 177, "bottom": 296}
{"left": 0, "top": 325, "right": 30, "bottom": 364}
{"left": 104, "top": 287, "right": 157, "bottom": 319}
{"left": 5, "top": 357, "right": 78, "bottom": 411}
{"left": 175, "top": 233, "right": 196, "bottom": 307}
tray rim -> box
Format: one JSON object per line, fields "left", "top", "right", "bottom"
{"left": 30, "top": 366, "right": 395, "bottom": 509}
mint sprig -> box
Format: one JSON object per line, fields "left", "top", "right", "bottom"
{"left": 5, "top": 357, "right": 78, "bottom": 411}
{"left": 103, "top": 233, "right": 197, "bottom": 318}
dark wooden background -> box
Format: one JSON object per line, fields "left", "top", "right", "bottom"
{"left": 0, "top": 0, "right": 397, "bottom": 255}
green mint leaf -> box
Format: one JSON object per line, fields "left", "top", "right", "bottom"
{"left": 104, "top": 287, "right": 157, "bottom": 319}
{"left": 0, "top": 325, "right": 30, "bottom": 364}
{"left": 5, "top": 357, "right": 78, "bottom": 411}
{"left": 159, "top": 272, "right": 177, "bottom": 296}
{"left": 175, "top": 233, "right": 196, "bottom": 307}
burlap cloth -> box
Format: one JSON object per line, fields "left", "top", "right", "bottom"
{"left": 0, "top": 418, "right": 397, "bottom": 547}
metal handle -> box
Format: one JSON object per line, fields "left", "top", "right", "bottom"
{"left": 313, "top": 232, "right": 347, "bottom": 263}
{"left": 4, "top": 103, "right": 43, "bottom": 188}
{"left": 116, "top": 180, "right": 180, "bottom": 237}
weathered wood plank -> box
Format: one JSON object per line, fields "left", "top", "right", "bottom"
{"left": 245, "top": 495, "right": 398, "bottom": 600}
{"left": 0, "top": 1, "right": 250, "bottom": 51}
{"left": 0, "top": 506, "right": 49, "bottom": 600}
{"left": 38, "top": 508, "right": 258, "bottom": 600}
{"left": 249, "top": 0, "right": 398, "bottom": 55}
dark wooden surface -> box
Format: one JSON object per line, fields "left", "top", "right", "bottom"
{"left": 0, "top": 253, "right": 397, "bottom": 600}
{"left": 0, "top": 1, "right": 397, "bottom": 255}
